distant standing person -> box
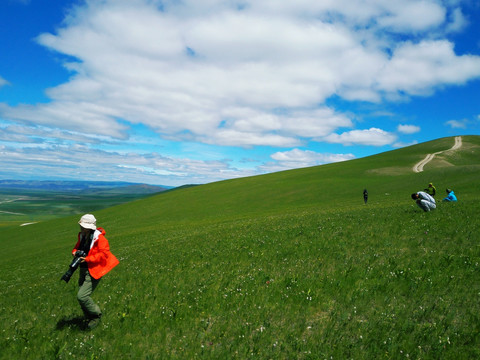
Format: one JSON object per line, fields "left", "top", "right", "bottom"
{"left": 363, "top": 189, "right": 368, "bottom": 204}
{"left": 411, "top": 191, "right": 436, "bottom": 212}
{"left": 71, "top": 214, "right": 119, "bottom": 329}
{"left": 424, "top": 183, "right": 436, "bottom": 197}
{"left": 443, "top": 188, "right": 458, "bottom": 202}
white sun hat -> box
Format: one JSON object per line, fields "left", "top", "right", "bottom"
{"left": 78, "top": 214, "right": 97, "bottom": 230}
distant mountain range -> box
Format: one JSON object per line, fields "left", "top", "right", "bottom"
{"left": 0, "top": 180, "right": 172, "bottom": 194}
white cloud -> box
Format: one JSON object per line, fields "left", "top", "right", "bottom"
{"left": 200, "top": 129, "right": 302, "bottom": 148}
{"left": 270, "top": 148, "right": 355, "bottom": 169}
{"left": 216, "top": 107, "right": 353, "bottom": 144}
{"left": 397, "top": 124, "right": 421, "bottom": 134}
{"left": 375, "top": 1, "right": 446, "bottom": 32}
{"left": 445, "top": 119, "right": 467, "bottom": 129}
{"left": 1, "top": 0, "right": 479, "bottom": 150}
{"left": 446, "top": 8, "right": 468, "bottom": 33}
{"left": 376, "top": 40, "right": 480, "bottom": 96}
{"left": 259, "top": 148, "right": 356, "bottom": 173}
{"left": 0, "top": 121, "right": 116, "bottom": 145}
{"left": 324, "top": 128, "right": 397, "bottom": 146}
{"left": 246, "top": 0, "right": 446, "bottom": 32}
{"left": 393, "top": 140, "right": 418, "bottom": 148}
{"left": 0, "top": 102, "right": 129, "bottom": 139}
{"left": 0, "top": 76, "right": 9, "bottom": 87}
{"left": 0, "top": 142, "right": 257, "bottom": 186}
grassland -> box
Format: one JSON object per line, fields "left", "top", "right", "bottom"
{"left": 1, "top": 136, "right": 479, "bottom": 359}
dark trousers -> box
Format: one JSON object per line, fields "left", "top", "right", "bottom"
{"left": 77, "top": 268, "right": 102, "bottom": 318}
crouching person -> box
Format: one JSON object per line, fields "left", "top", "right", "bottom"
{"left": 411, "top": 191, "right": 436, "bottom": 212}
{"left": 73, "top": 214, "right": 119, "bottom": 329}
{"left": 443, "top": 188, "right": 458, "bottom": 202}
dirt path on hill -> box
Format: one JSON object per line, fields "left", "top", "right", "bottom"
{"left": 0, "top": 210, "right": 25, "bottom": 215}
{"left": 413, "top": 136, "right": 462, "bottom": 173}
{"left": 20, "top": 222, "right": 38, "bottom": 226}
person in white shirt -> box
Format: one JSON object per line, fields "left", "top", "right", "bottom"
{"left": 411, "top": 191, "right": 436, "bottom": 212}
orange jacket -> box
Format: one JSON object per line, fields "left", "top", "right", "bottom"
{"left": 72, "top": 227, "right": 119, "bottom": 279}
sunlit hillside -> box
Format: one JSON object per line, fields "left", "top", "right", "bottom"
{"left": 95, "top": 135, "right": 480, "bottom": 227}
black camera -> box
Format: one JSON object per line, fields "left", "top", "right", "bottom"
{"left": 61, "top": 250, "right": 87, "bottom": 283}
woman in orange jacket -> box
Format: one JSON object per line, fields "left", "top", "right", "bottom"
{"left": 73, "top": 214, "right": 119, "bottom": 329}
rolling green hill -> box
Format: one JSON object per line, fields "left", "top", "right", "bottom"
{"left": 96, "top": 135, "right": 480, "bottom": 226}
{"left": 1, "top": 135, "right": 480, "bottom": 359}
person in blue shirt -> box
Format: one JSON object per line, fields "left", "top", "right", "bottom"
{"left": 443, "top": 188, "right": 457, "bottom": 202}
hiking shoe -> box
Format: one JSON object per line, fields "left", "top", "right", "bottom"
{"left": 87, "top": 316, "right": 101, "bottom": 330}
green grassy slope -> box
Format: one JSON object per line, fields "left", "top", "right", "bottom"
{"left": 98, "top": 135, "right": 480, "bottom": 226}
{"left": 1, "top": 135, "right": 480, "bottom": 359}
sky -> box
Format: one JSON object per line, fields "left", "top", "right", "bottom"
{"left": 0, "top": 0, "right": 479, "bottom": 187}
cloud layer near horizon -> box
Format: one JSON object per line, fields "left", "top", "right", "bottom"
{"left": 1, "top": 0, "right": 480, "bottom": 185}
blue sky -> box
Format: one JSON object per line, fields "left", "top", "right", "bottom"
{"left": 0, "top": 0, "right": 479, "bottom": 187}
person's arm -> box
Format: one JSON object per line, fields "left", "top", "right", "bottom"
{"left": 71, "top": 235, "right": 81, "bottom": 256}
{"left": 84, "top": 235, "right": 110, "bottom": 264}
{"left": 417, "top": 192, "right": 427, "bottom": 200}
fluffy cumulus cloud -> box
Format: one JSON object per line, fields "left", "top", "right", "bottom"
{"left": 269, "top": 148, "right": 355, "bottom": 170}
{"left": 397, "top": 124, "right": 421, "bottom": 134}
{"left": 324, "top": 128, "right": 398, "bottom": 146}
{"left": 3, "top": 0, "right": 480, "bottom": 145}
{"left": 445, "top": 119, "right": 468, "bottom": 129}
{"left": 1, "top": 0, "right": 480, "bottom": 184}
{"left": 376, "top": 40, "right": 480, "bottom": 96}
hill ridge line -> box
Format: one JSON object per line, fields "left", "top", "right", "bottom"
{"left": 413, "top": 136, "right": 462, "bottom": 173}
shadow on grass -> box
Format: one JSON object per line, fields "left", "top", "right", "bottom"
{"left": 56, "top": 316, "right": 86, "bottom": 331}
